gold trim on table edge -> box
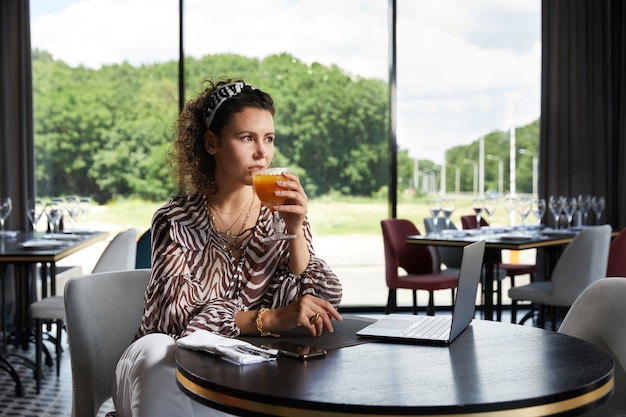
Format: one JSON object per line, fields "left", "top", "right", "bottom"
{"left": 176, "top": 369, "right": 613, "bottom": 417}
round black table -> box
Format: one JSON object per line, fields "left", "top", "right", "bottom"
{"left": 176, "top": 320, "right": 614, "bottom": 416}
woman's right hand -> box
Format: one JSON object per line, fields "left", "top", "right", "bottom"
{"left": 266, "top": 295, "right": 342, "bottom": 337}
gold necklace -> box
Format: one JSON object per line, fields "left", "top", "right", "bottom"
{"left": 210, "top": 198, "right": 250, "bottom": 215}
{"left": 208, "top": 191, "right": 255, "bottom": 253}
{"left": 210, "top": 205, "right": 246, "bottom": 237}
{"left": 208, "top": 191, "right": 252, "bottom": 237}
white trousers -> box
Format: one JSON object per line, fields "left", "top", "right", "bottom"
{"left": 113, "top": 333, "right": 233, "bottom": 417}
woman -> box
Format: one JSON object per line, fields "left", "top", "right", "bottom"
{"left": 112, "top": 79, "right": 342, "bottom": 417}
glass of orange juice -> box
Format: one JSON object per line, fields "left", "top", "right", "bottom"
{"left": 252, "top": 167, "right": 297, "bottom": 242}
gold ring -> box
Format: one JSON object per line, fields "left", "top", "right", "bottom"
{"left": 309, "top": 313, "right": 320, "bottom": 325}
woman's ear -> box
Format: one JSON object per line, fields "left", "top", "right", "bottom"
{"left": 204, "top": 131, "right": 218, "bottom": 155}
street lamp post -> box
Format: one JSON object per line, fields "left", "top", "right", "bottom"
{"left": 440, "top": 162, "right": 446, "bottom": 196}
{"left": 519, "top": 149, "right": 538, "bottom": 197}
{"left": 448, "top": 163, "right": 460, "bottom": 194}
{"left": 486, "top": 154, "right": 504, "bottom": 196}
{"left": 463, "top": 159, "right": 478, "bottom": 195}
{"left": 420, "top": 169, "right": 437, "bottom": 194}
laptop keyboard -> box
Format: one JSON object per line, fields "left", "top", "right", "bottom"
{"left": 400, "top": 317, "right": 451, "bottom": 339}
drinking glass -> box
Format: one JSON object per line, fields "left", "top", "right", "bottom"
{"left": 0, "top": 197, "right": 13, "bottom": 232}
{"left": 563, "top": 197, "right": 577, "bottom": 229}
{"left": 483, "top": 196, "right": 497, "bottom": 225}
{"left": 27, "top": 198, "right": 45, "bottom": 231}
{"left": 64, "top": 196, "right": 81, "bottom": 229}
{"left": 532, "top": 198, "right": 546, "bottom": 227}
{"left": 252, "top": 168, "right": 297, "bottom": 242}
{"left": 50, "top": 197, "right": 66, "bottom": 230}
{"left": 441, "top": 198, "right": 455, "bottom": 228}
{"left": 44, "top": 201, "right": 63, "bottom": 233}
{"left": 548, "top": 195, "right": 564, "bottom": 229}
{"left": 79, "top": 196, "right": 92, "bottom": 221}
{"left": 504, "top": 193, "right": 516, "bottom": 227}
{"left": 577, "top": 194, "right": 591, "bottom": 225}
{"left": 591, "top": 196, "right": 605, "bottom": 224}
{"left": 428, "top": 198, "right": 442, "bottom": 227}
{"left": 517, "top": 194, "right": 532, "bottom": 228}
{"left": 471, "top": 198, "right": 484, "bottom": 229}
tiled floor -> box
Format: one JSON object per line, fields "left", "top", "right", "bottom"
{"left": 0, "top": 329, "right": 113, "bottom": 417}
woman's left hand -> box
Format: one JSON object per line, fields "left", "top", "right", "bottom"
{"left": 269, "top": 294, "right": 343, "bottom": 337}
{"left": 273, "top": 171, "right": 308, "bottom": 234}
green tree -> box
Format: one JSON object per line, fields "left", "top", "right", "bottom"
{"left": 34, "top": 49, "right": 537, "bottom": 203}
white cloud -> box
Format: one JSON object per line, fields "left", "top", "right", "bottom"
{"left": 30, "top": 0, "right": 541, "bottom": 164}
{"left": 182, "top": 0, "right": 389, "bottom": 80}
{"left": 32, "top": 0, "right": 179, "bottom": 68}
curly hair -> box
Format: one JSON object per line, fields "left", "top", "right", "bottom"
{"left": 168, "top": 79, "right": 275, "bottom": 195}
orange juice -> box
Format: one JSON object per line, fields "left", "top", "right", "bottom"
{"left": 253, "top": 168, "right": 288, "bottom": 207}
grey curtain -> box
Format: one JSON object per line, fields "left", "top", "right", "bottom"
{"left": 540, "top": 0, "right": 626, "bottom": 229}
{"left": 0, "top": 0, "right": 35, "bottom": 232}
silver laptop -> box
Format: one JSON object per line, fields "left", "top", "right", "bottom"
{"left": 356, "top": 240, "right": 485, "bottom": 344}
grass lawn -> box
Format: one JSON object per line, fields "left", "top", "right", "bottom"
{"left": 84, "top": 194, "right": 524, "bottom": 235}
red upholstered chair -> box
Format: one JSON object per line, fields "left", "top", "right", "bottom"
{"left": 460, "top": 215, "right": 488, "bottom": 230}
{"left": 607, "top": 227, "right": 626, "bottom": 277}
{"left": 381, "top": 219, "right": 458, "bottom": 315}
{"left": 460, "top": 214, "right": 537, "bottom": 320}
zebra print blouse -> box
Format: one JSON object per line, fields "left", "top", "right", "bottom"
{"left": 138, "top": 193, "right": 343, "bottom": 338}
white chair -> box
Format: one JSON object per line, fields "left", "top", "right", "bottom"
{"left": 64, "top": 269, "right": 150, "bottom": 417}
{"left": 30, "top": 228, "right": 137, "bottom": 393}
{"left": 558, "top": 278, "right": 626, "bottom": 416}
{"left": 509, "top": 225, "right": 611, "bottom": 330}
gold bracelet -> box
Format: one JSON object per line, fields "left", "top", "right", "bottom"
{"left": 255, "top": 308, "right": 279, "bottom": 337}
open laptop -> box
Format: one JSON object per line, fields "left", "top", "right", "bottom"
{"left": 356, "top": 239, "right": 485, "bottom": 344}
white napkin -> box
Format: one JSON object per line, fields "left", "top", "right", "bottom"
{"left": 43, "top": 233, "right": 81, "bottom": 240}
{"left": 0, "top": 230, "right": 19, "bottom": 238}
{"left": 177, "top": 330, "right": 278, "bottom": 365}
{"left": 19, "top": 239, "right": 66, "bottom": 248}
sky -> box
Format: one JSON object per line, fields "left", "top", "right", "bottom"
{"left": 30, "top": 0, "right": 541, "bottom": 165}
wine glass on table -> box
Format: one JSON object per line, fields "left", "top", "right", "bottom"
{"left": 577, "top": 194, "right": 591, "bottom": 225}
{"left": 64, "top": 196, "right": 81, "bottom": 230}
{"left": 441, "top": 198, "right": 455, "bottom": 229}
{"left": 0, "top": 197, "right": 13, "bottom": 233}
{"left": 548, "top": 195, "right": 564, "bottom": 229}
{"left": 471, "top": 197, "right": 484, "bottom": 229}
{"left": 563, "top": 197, "right": 577, "bottom": 229}
{"left": 591, "top": 196, "right": 605, "bottom": 224}
{"left": 49, "top": 197, "right": 66, "bottom": 231}
{"left": 504, "top": 193, "right": 517, "bottom": 227}
{"left": 483, "top": 196, "right": 498, "bottom": 225}
{"left": 79, "top": 196, "right": 92, "bottom": 222}
{"left": 517, "top": 194, "right": 532, "bottom": 229}
{"left": 532, "top": 198, "right": 546, "bottom": 227}
{"left": 44, "top": 201, "right": 63, "bottom": 233}
{"left": 252, "top": 168, "right": 297, "bottom": 242}
{"left": 27, "top": 199, "right": 45, "bottom": 231}
{"left": 428, "top": 198, "right": 442, "bottom": 228}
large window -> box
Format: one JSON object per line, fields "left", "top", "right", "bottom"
{"left": 396, "top": 0, "right": 541, "bottom": 222}
{"left": 29, "top": 0, "right": 540, "bottom": 309}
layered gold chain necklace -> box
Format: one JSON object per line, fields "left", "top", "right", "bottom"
{"left": 207, "top": 190, "right": 256, "bottom": 253}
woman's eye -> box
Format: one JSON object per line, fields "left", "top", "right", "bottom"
{"left": 265, "top": 136, "right": 275, "bottom": 143}
{"left": 241, "top": 135, "right": 252, "bottom": 142}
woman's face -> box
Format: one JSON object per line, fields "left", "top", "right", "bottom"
{"left": 206, "top": 107, "right": 275, "bottom": 186}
